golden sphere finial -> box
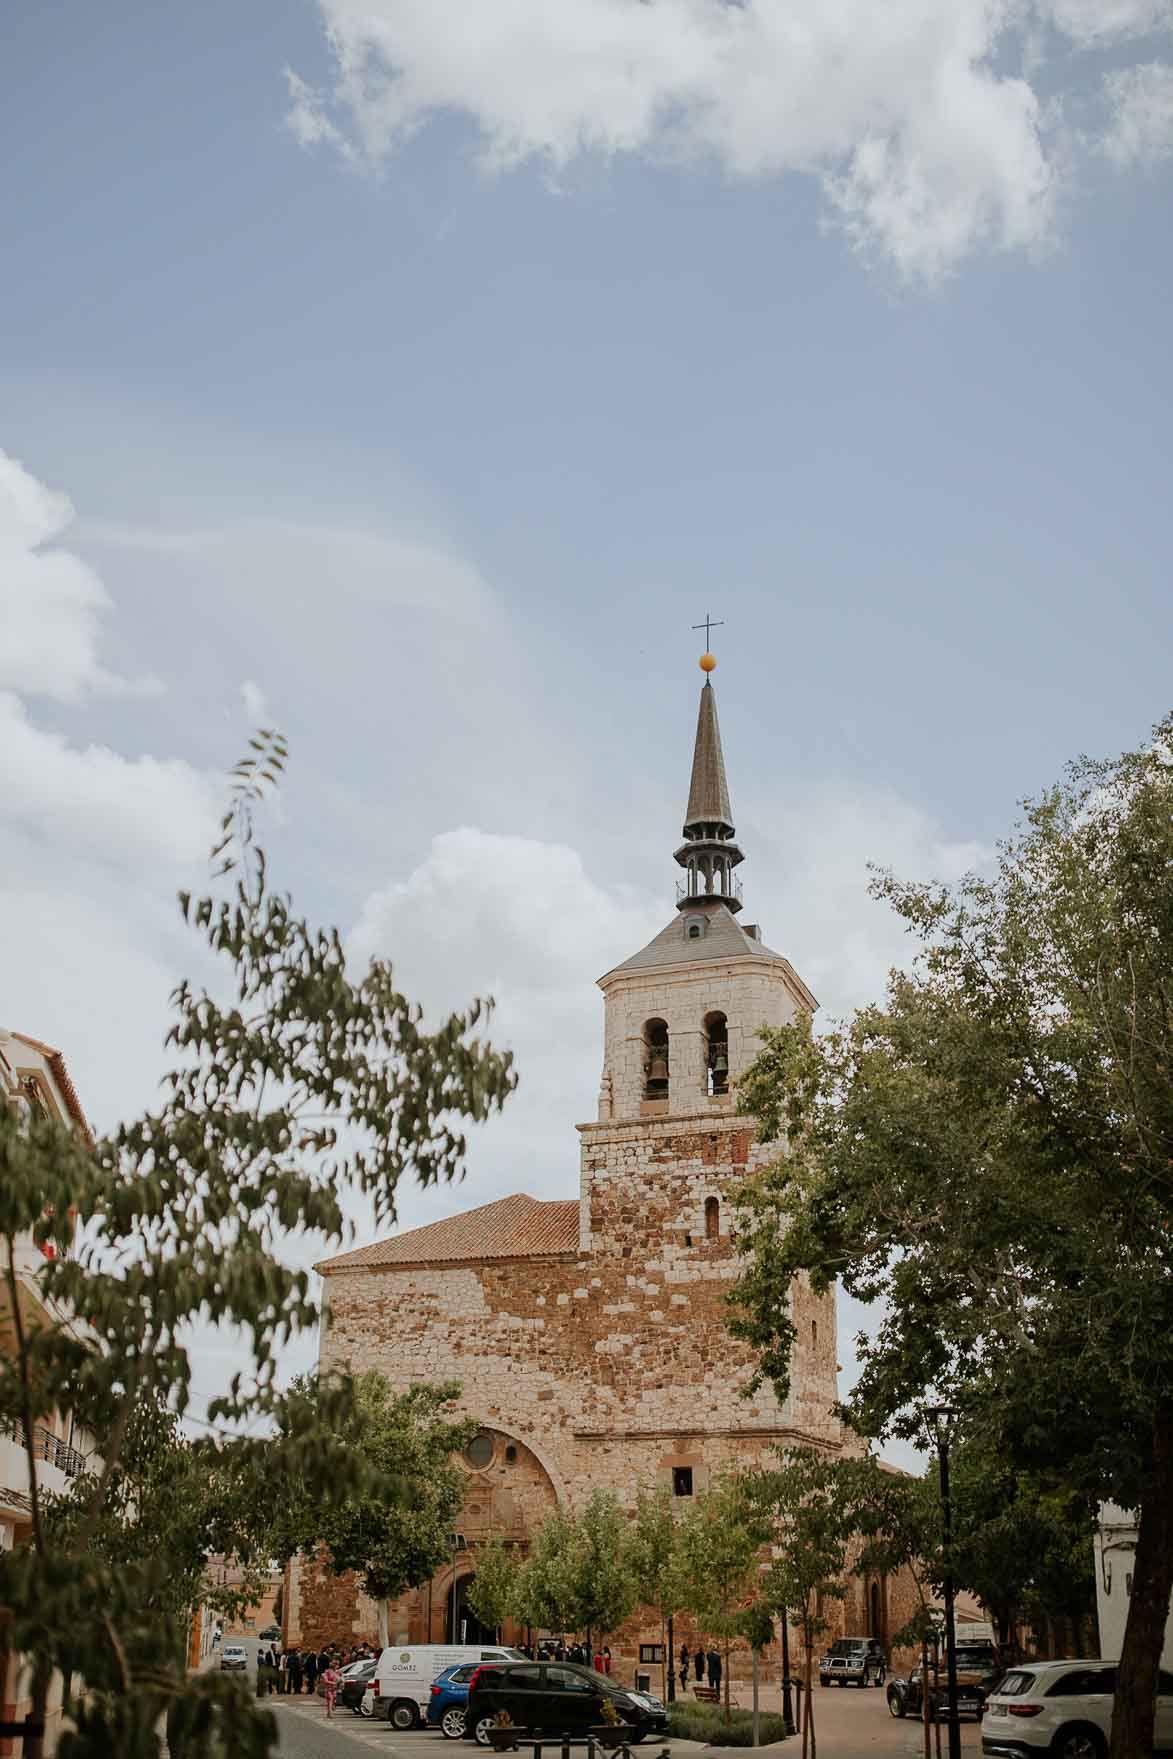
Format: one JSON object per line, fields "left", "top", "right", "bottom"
{"left": 699, "top": 651, "right": 717, "bottom": 674}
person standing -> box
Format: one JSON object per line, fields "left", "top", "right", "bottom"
{"left": 287, "top": 1648, "right": 303, "bottom": 1696}
{"left": 707, "top": 1649, "right": 721, "bottom": 1695}
{"left": 304, "top": 1648, "right": 318, "bottom": 1697}
{"left": 602, "top": 1647, "right": 612, "bottom": 1675}
{"left": 694, "top": 1647, "right": 705, "bottom": 1682}
{"left": 679, "top": 1646, "right": 690, "bottom": 1690}
{"left": 322, "top": 1658, "right": 342, "bottom": 1720}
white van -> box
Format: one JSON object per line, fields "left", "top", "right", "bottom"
{"left": 374, "top": 1644, "right": 526, "bottom": 1729}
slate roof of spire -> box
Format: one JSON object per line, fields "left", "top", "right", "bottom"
{"left": 316, "top": 1193, "right": 579, "bottom": 1273}
{"left": 684, "top": 680, "right": 733, "bottom": 831}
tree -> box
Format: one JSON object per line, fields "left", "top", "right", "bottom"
{"left": 510, "top": 1495, "right": 636, "bottom": 1650}
{"left": 0, "top": 732, "right": 516, "bottom": 1757}
{"left": 465, "top": 1536, "right": 517, "bottom": 1641}
{"left": 624, "top": 1485, "right": 681, "bottom": 1702}
{"left": 672, "top": 1477, "right": 766, "bottom": 1722}
{"left": 743, "top": 1451, "right": 851, "bottom": 1759}
{"left": 730, "top": 715, "right": 1173, "bottom": 1759}
{"left": 264, "top": 1375, "right": 476, "bottom": 1645}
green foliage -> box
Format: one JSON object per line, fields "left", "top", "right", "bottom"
{"left": 624, "top": 1484, "right": 680, "bottom": 1622}
{"left": 0, "top": 732, "right": 517, "bottom": 1757}
{"left": 667, "top": 1702, "right": 791, "bottom": 1746}
{"left": 730, "top": 714, "right": 1173, "bottom": 1758}
{"left": 672, "top": 1477, "right": 768, "bottom": 1721}
{"left": 465, "top": 1536, "right": 517, "bottom": 1637}
{"left": 263, "top": 1374, "right": 475, "bottom": 1625}
{"left": 511, "top": 1493, "right": 636, "bottom": 1641}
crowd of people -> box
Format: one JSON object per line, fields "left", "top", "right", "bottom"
{"left": 256, "top": 1639, "right": 377, "bottom": 1716}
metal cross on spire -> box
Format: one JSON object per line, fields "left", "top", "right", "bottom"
{"left": 692, "top": 613, "right": 724, "bottom": 650}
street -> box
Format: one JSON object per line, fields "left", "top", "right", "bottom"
{"left": 215, "top": 1641, "right": 983, "bottom": 1757}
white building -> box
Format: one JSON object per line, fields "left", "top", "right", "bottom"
{"left": 1095, "top": 1503, "right": 1173, "bottom": 1667}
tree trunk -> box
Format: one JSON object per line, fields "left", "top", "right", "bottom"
{"left": 22, "top": 1673, "right": 51, "bottom": 1759}
{"left": 922, "top": 1637, "right": 930, "bottom": 1759}
{"left": 723, "top": 1637, "right": 731, "bottom": 1724}
{"left": 377, "top": 1599, "right": 390, "bottom": 1647}
{"left": 1109, "top": 1404, "right": 1173, "bottom": 1759}
{"left": 802, "top": 1615, "right": 815, "bottom": 1759}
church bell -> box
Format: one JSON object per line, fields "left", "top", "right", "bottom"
{"left": 647, "top": 1053, "right": 669, "bottom": 1084}
{"left": 711, "top": 1049, "right": 729, "bottom": 1075}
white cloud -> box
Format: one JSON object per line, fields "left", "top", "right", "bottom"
{"left": 1041, "top": 0, "right": 1173, "bottom": 46}
{"left": 241, "top": 678, "right": 270, "bottom": 723}
{"left": 288, "top": 0, "right": 1172, "bottom": 278}
{"left": 0, "top": 449, "right": 159, "bottom": 703}
{"left": 1102, "top": 61, "right": 1173, "bottom": 163}
{"left": 0, "top": 692, "right": 220, "bottom": 867}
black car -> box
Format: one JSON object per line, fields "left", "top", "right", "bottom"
{"left": 886, "top": 1644, "right": 1000, "bottom": 1722}
{"left": 465, "top": 1662, "right": 667, "bottom": 1747}
{"left": 340, "top": 1657, "right": 378, "bottom": 1716}
{"left": 819, "top": 1637, "right": 886, "bottom": 1687}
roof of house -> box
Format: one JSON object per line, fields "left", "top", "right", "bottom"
{"left": 317, "top": 1192, "right": 580, "bottom": 1274}
{"left": 9, "top": 1033, "right": 93, "bottom": 1144}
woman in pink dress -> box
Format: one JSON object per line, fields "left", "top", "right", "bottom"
{"left": 322, "top": 1661, "right": 342, "bottom": 1719}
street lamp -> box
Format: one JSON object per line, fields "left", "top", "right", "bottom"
{"left": 448, "top": 1532, "right": 467, "bottom": 1643}
{"left": 925, "top": 1406, "right": 961, "bottom": 1759}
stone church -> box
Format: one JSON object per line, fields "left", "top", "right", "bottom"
{"left": 286, "top": 659, "right": 905, "bottom": 1669}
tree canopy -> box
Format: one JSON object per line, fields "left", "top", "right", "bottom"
{"left": 0, "top": 733, "right": 516, "bottom": 1756}
{"left": 730, "top": 714, "right": 1173, "bottom": 1759}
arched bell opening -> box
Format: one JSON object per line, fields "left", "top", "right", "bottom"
{"left": 703, "top": 1011, "right": 729, "bottom": 1095}
{"left": 643, "top": 1019, "right": 670, "bottom": 1099}
{"left": 704, "top": 1195, "right": 720, "bottom": 1240}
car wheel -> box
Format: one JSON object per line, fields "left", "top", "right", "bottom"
{"left": 358, "top": 1694, "right": 374, "bottom": 1720}
{"left": 887, "top": 1688, "right": 906, "bottom": 1719}
{"left": 1051, "top": 1726, "right": 1106, "bottom": 1759}
{"left": 441, "top": 1708, "right": 467, "bottom": 1739}
{"left": 473, "top": 1715, "right": 497, "bottom": 1747}
{"left": 390, "top": 1700, "right": 419, "bottom": 1731}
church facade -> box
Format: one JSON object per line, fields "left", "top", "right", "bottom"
{"left": 285, "top": 662, "right": 905, "bottom": 1670}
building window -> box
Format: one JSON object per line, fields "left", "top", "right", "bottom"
{"left": 704, "top": 1012, "right": 729, "bottom": 1095}
{"left": 504, "top": 1443, "right": 518, "bottom": 1464}
{"left": 464, "top": 1432, "right": 494, "bottom": 1469}
{"left": 705, "top": 1196, "right": 720, "bottom": 1240}
{"left": 673, "top": 1467, "right": 694, "bottom": 1497}
{"left": 644, "top": 1019, "right": 669, "bottom": 1099}
{"left": 812, "top": 1319, "right": 818, "bottom": 1348}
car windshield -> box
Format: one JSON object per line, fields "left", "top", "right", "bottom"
{"left": 955, "top": 1647, "right": 995, "bottom": 1665}
{"left": 445, "top": 1666, "right": 477, "bottom": 1683}
{"left": 827, "top": 1641, "right": 864, "bottom": 1655}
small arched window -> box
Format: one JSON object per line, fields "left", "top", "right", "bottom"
{"left": 704, "top": 1011, "right": 729, "bottom": 1095}
{"left": 644, "top": 1019, "right": 669, "bottom": 1099}
{"left": 705, "top": 1195, "right": 720, "bottom": 1239}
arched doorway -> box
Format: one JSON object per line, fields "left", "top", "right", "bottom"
{"left": 446, "top": 1575, "right": 496, "bottom": 1646}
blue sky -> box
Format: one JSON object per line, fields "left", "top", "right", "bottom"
{"left": 3, "top": 0, "right": 1172, "bottom": 1439}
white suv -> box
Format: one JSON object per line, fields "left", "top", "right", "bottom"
{"left": 982, "top": 1659, "right": 1173, "bottom": 1758}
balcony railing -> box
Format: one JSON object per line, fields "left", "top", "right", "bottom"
{"left": 3, "top": 1420, "right": 87, "bottom": 1478}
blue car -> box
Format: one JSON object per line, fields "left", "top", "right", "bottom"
{"left": 427, "top": 1664, "right": 479, "bottom": 1739}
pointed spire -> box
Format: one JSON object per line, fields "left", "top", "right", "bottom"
{"left": 684, "top": 679, "right": 734, "bottom": 833}
{"left": 674, "top": 654, "right": 745, "bottom": 913}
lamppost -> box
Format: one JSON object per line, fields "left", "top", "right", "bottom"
{"left": 448, "top": 1532, "right": 467, "bottom": 1643}
{"left": 778, "top": 1607, "right": 795, "bottom": 1736}
{"left": 925, "top": 1407, "right": 961, "bottom": 1759}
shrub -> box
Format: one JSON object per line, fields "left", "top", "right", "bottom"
{"left": 666, "top": 1702, "right": 791, "bottom": 1746}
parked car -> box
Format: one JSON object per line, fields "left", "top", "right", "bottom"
{"left": 339, "top": 1657, "right": 378, "bottom": 1716}
{"left": 374, "top": 1645, "right": 527, "bottom": 1730}
{"left": 982, "top": 1659, "right": 1173, "bottom": 1758}
{"left": 259, "top": 1624, "right": 281, "bottom": 1641}
{"left": 888, "top": 1640, "right": 1001, "bottom": 1721}
{"left": 464, "top": 1661, "right": 667, "bottom": 1747}
{"left": 819, "top": 1637, "right": 887, "bottom": 1687}
{"left": 427, "top": 1663, "right": 480, "bottom": 1739}
{"left": 219, "top": 1643, "right": 249, "bottom": 1672}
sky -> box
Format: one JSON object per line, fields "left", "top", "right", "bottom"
{"left": 3, "top": 0, "right": 1173, "bottom": 1456}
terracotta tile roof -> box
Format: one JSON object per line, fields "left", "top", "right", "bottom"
{"left": 10, "top": 1033, "right": 93, "bottom": 1145}
{"left": 318, "top": 1193, "right": 580, "bottom": 1274}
